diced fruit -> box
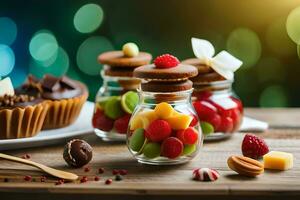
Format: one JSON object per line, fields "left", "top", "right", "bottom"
{"left": 154, "top": 54, "right": 180, "bottom": 68}
{"left": 92, "top": 109, "right": 114, "bottom": 131}
{"left": 166, "top": 113, "right": 192, "bottom": 130}
{"left": 201, "top": 122, "right": 214, "bottom": 135}
{"left": 242, "top": 134, "right": 269, "bottom": 159}
{"left": 129, "top": 128, "right": 145, "bottom": 152}
{"left": 154, "top": 102, "right": 174, "bottom": 119}
{"left": 145, "top": 120, "right": 172, "bottom": 142}
{"left": 104, "top": 96, "right": 124, "bottom": 119}
{"left": 217, "top": 117, "right": 233, "bottom": 133}
{"left": 130, "top": 110, "right": 158, "bottom": 130}
{"left": 121, "top": 91, "right": 139, "bottom": 114}
{"left": 143, "top": 143, "right": 161, "bottom": 158}
{"left": 205, "top": 113, "right": 221, "bottom": 130}
{"left": 130, "top": 114, "right": 144, "bottom": 130}
{"left": 161, "top": 137, "right": 184, "bottom": 159}
{"left": 176, "top": 127, "right": 198, "bottom": 145}
{"left": 189, "top": 114, "right": 198, "bottom": 127}
{"left": 193, "top": 101, "right": 218, "bottom": 121}
{"left": 114, "top": 115, "right": 131, "bottom": 134}
{"left": 263, "top": 151, "right": 293, "bottom": 170}
{"left": 183, "top": 144, "right": 197, "bottom": 156}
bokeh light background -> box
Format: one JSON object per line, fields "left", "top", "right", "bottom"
{"left": 1, "top": 0, "right": 300, "bottom": 107}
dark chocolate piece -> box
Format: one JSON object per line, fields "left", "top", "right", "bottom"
{"left": 63, "top": 139, "right": 93, "bottom": 168}
{"left": 41, "top": 75, "right": 60, "bottom": 92}
{"left": 60, "top": 76, "right": 77, "bottom": 89}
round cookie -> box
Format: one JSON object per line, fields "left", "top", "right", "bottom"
{"left": 133, "top": 64, "right": 198, "bottom": 81}
{"left": 182, "top": 58, "right": 213, "bottom": 74}
{"left": 190, "top": 72, "right": 225, "bottom": 83}
{"left": 104, "top": 67, "right": 134, "bottom": 77}
{"left": 98, "top": 51, "right": 152, "bottom": 67}
{"left": 141, "top": 80, "right": 193, "bottom": 92}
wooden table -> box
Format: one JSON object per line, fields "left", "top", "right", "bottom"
{"left": 0, "top": 108, "right": 299, "bottom": 200}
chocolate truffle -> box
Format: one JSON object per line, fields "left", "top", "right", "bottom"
{"left": 63, "top": 139, "right": 93, "bottom": 168}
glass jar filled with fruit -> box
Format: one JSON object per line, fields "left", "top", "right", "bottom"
{"left": 183, "top": 37, "right": 244, "bottom": 140}
{"left": 127, "top": 54, "right": 203, "bottom": 165}
{"left": 92, "top": 43, "right": 152, "bottom": 141}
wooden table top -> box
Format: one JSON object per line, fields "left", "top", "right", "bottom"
{"left": 1, "top": 108, "right": 299, "bottom": 200}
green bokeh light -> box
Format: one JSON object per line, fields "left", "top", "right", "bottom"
{"left": 29, "top": 47, "right": 69, "bottom": 78}
{"left": 29, "top": 30, "right": 58, "bottom": 63}
{"left": 256, "top": 57, "right": 285, "bottom": 83}
{"left": 266, "top": 17, "right": 295, "bottom": 56}
{"left": 0, "top": 17, "right": 17, "bottom": 45}
{"left": 0, "top": 44, "right": 15, "bottom": 76}
{"left": 259, "top": 85, "right": 288, "bottom": 107}
{"left": 286, "top": 6, "right": 300, "bottom": 44}
{"left": 76, "top": 36, "right": 114, "bottom": 76}
{"left": 74, "top": 3, "right": 104, "bottom": 33}
{"left": 226, "top": 27, "right": 261, "bottom": 68}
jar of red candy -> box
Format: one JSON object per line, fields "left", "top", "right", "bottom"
{"left": 127, "top": 54, "right": 203, "bottom": 165}
{"left": 92, "top": 43, "right": 152, "bottom": 141}
{"left": 183, "top": 37, "right": 243, "bottom": 140}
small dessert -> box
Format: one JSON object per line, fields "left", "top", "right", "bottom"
{"left": 242, "top": 134, "right": 269, "bottom": 159}
{"left": 127, "top": 54, "right": 202, "bottom": 165}
{"left": 0, "top": 77, "right": 49, "bottom": 139}
{"left": 183, "top": 38, "right": 243, "bottom": 139}
{"left": 263, "top": 151, "right": 293, "bottom": 170}
{"left": 192, "top": 168, "right": 220, "bottom": 182}
{"left": 94, "top": 42, "right": 152, "bottom": 141}
{"left": 63, "top": 139, "right": 93, "bottom": 168}
{"left": 17, "top": 74, "right": 88, "bottom": 129}
{"left": 227, "top": 155, "right": 264, "bottom": 177}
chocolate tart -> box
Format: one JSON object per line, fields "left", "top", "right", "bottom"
{"left": 18, "top": 75, "right": 89, "bottom": 130}
{"left": 0, "top": 94, "right": 49, "bottom": 139}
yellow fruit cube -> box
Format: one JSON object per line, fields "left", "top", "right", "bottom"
{"left": 130, "top": 110, "right": 158, "bottom": 130}
{"left": 166, "top": 113, "right": 192, "bottom": 130}
{"left": 263, "top": 151, "right": 293, "bottom": 170}
{"left": 154, "top": 102, "right": 174, "bottom": 119}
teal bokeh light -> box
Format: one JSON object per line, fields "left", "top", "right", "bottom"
{"left": 0, "top": 17, "right": 17, "bottom": 45}
{"left": 29, "top": 30, "right": 58, "bottom": 63}
{"left": 74, "top": 3, "right": 104, "bottom": 33}
{"left": 0, "top": 44, "right": 15, "bottom": 77}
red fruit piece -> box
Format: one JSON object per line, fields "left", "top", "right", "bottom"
{"left": 216, "top": 117, "right": 233, "bottom": 133}
{"left": 193, "top": 101, "right": 218, "bottom": 121}
{"left": 189, "top": 114, "right": 198, "bottom": 127}
{"left": 112, "top": 169, "right": 119, "bottom": 175}
{"left": 231, "top": 97, "right": 243, "bottom": 113}
{"left": 92, "top": 109, "right": 114, "bottom": 131}
{"left": 230, "top": 108, "right": 242, "bottom": 130}
{"left": 145, "top": 120, "right": 172, "bottom": 142}
{"left": 204, "top": 113, "right": 221, "bottom": 130}
{"left": 119, "top": 169, "right": 128, "bottom": 175}
{"left": 105, "top": 178, "right": 113, "bottom": 185}
{"left": 24, "top": 175, "right": 32, "bottom": 181}
{"left": 114, "top": 115, "right": 131, "bottom": 134}
{"left": 154, "top": 54, "right": 180, "bottom": 68}
{"left": 94, "top": 176, "right": 100, "bottom": 181}
{"left": 242, "top": 134, "right": 269, "bottom": 159}
{"left": 80, "top": 176, "right": 88, "bottom": 183}
{"left": 176, "top": 127, "right": 198, "bottom": 145}
{"left": 193, "top": 91, "right": 212, "bottom": 101}
{"left": 161, "top": 137, "right": 184, "bottom": 159}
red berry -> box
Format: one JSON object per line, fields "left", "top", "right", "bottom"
{"left": 84, "top": 167, "right": 90, "bottom": 172}
{"left": 24, "top": 175, "right": 32, "bottom": 181}
{"left": 112, "top": 169, "right": 119, "bottom": 175}
{"left": 92, "top": 109, "right": 114, "bottom": 131}
{"left": 80, "top": 176, "right": 88, "bottom": 183}
{"left": 154, "top": 54, "right": 180, "bottom": 68}
{"left": 161, "top": 137, "right": 184, "bottom": 159}
{"left": 98, "top": 167, "right": 105, "bottom": 174}
{"left": 193, "top": 101, "right": 218, "bottom": 121}
{"left": 176, "top": 127, "right": 198, "bottom": 145}
{"left": 145, "top": 120, "right": 172, "bottom": 142}
{"left": 189, "top": 114, "right": 198, "bottom": 127}
{"left": 119, "top": 169, "right": 128, "bottom": 175}
{"left": 204, "top": 113, "right": 221, "bottom": 130}
{"left": 216, "top": 117, "right": 233, "bottom": 133}
{"left": 242, "top": 134, "right": 269, "bottom": 159}
{"left": 114, "top": 115, "right": 131, "bottom": 134}
{"left": 105, "top": 178, "right": 113, "bottom": 185}
{"left": 94, "top": 176, "right": 100, "bottom": 181}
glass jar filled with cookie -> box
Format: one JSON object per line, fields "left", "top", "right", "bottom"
{"left": 127, "top": 54, "right": 203, "bottom": 165}
{"left": 92, "top": 43, "right": 152, "bottom": 141}
{"left": 183, "top": 38, "right": 243, "bottom": 140}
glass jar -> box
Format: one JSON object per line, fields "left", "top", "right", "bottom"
{"left": 92, "top": 69, "right": 140, "bottom": 141}
{"left": 192, "top": 80, "right": 243, "bottom": 141}
{"left": 127, "top": 89, "right": 203, "bottom": 165}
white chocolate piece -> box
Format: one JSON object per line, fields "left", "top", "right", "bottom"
{"left": 263, "top": 151, "right": 293, "bottom": 170}
{"left": 0, "top": 77, "right": 14, "bottom": 96}
{"left": 122, "top": 43, "right": 139, "bottom": 57}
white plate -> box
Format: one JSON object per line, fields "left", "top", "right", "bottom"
{"left": 0, "top": 102, "right": 95, "bottom": 151}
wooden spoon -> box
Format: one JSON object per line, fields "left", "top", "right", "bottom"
{"left": 0, "top": 153, "right": 78, "bottom": 181}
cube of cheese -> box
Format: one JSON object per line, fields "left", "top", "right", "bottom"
{"left": 263, "top": 151, "right": 293, "bottom": 170}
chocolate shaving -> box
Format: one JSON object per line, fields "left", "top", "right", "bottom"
{"left": 60, "top": 76, "right": 77, "bottom": 89}
{"left": 41, "top": 75, "right": 60, "bottom": 92}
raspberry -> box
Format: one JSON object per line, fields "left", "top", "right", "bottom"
{"left": 242, "top": 134, "right": 269, "bottom": 159}
{"left": 176, "top": 127, "right": 198, "bottom": 145}
{"left": 92, "top": 109, "right": 114, "bottom": 131}
{"left": 161, "top": 137, "right": 184, "bottom": 159}
{"left": 154, "top": 54, "right": 180, "bottom": 68}
{"left": 145, "top": 120, "right": 172, "bottom": 142}
{"left": 114, "top": 115, "right": 131, "bottom": 134}
{"left": 189, "top": 114, "right": 198, "bottom": 127}
{"left": 216, "top": 117, "right": 233, "bottom": 133}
